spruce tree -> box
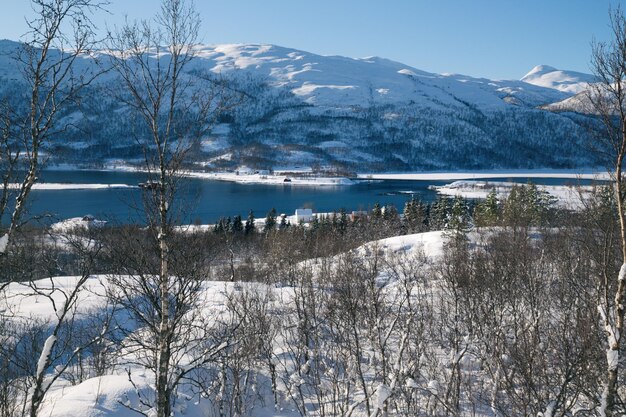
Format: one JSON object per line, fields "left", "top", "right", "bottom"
{"left": 474, "top": 188, "right": 500, "bottom": 227}
{"left": 430, "top": 196, "right": 451, "bottom": 230}
{"left": 279, "top": 214, "right": 289, "bottom": 229}
{"left": 338, "top": 208, "right": 348, "bottom": 234}
{"left": 372, "top": 202, "right": 382, "bottom": 218}
{"left": 214, "top": 217, "right": 224, "bottom": 234}
{"left": 448, "top": 195, "right": 470, "bottom": 235}
{"left": 404, "top": 196, "right": 427, "bottom": 233}
{"left": 244, "top": 210, "right": 255, "bottom": 235}
{"left": 264, "top": 208, "right": 277, "bottom": 233}
{"left": 232, "top": 215, "right": 244, "bottom": 233}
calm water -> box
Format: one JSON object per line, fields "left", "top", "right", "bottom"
{"left": 10, "top": 170, "right": 601, "bottom": 224}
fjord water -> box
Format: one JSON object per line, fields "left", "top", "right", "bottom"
{"left": 20, "top": 170, "right": 596, "bottom": 225}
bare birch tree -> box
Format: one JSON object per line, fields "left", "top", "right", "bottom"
{"left": 24, "top": 230, "right": 109, "bottom": 417}
{"left": 589, "top": 8, "right": 626, "bottom": 416}
{"left": 0, "top": 0, "right": 106, "bottom": 260}
{"left": 0, "top": 2, "right": 111, "bottom": 416}
{"left": 106, "top": 1, "right": 231, "bottom": 416}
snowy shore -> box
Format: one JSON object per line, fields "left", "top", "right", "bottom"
{"left": 183, "top": 171, "right": 355, "bottom": 186}
{"left": 358, "top": 169, "right": 609, "bottom": 181}
{"left": 48, "top": 164, "right": 355, "bottom": 186}
{"left": 433, "top": 180, "right": 599, "bottom": 209}
{"left": 9, "top": 183, "right": 136, "bottom": 190}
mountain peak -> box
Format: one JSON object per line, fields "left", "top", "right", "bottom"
{"left": 521, "top": 65, "right": 595, "bottom": 94}
{"left": 523, "top": 64, "right": 558, "bottom": 78}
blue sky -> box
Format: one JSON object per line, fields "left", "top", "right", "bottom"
{"left": 1, "top": 0, "right": 624, "bottom": 80}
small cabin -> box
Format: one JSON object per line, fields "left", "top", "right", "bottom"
{"left": 295, "top": 208, "right": 313, "bottom": 223}
{"left": 236, "top": 166, "right": 254, "bottom": 175}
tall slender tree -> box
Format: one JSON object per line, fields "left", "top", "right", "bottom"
{"left": 589, "top": 8, "right": 626, "bottom": 416}
{"left": 107, "top": 1, "right": 230, "bottom": 416}
{"left": 0, "top": 0, "right": 106, "bottom": 260}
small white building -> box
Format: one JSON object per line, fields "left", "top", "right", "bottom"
{"left": 295, "top": 208, "right": 313, "bottom": 223}
{"left": 236, "top": 166, "right": 254, "bottom": 175}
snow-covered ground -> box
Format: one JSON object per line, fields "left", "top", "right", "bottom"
{"left": 2, "top": 229, "right": 451, "bottom": 417}
{"left": 2, "top": 224, "right": 601, "bottom": 416}
{"left": 433, "top": 180, "right": 597, "bottom": 209}
{"left": 184, "top": 171, "right": 355, "bottom": 186}
{"left": 8, "top": 183, "right": 136, "bottom": 190}
{"left": 50, "top": 216, "right": 107, "bottom": 232}
{"left": 356, "top": 231, "right": 446, "bottom": 259}
{"left": 358, "top": 169, "right": 609, "bottom": 181}
{"left": 3, "top": 276, "right": 240, "bottom": 417}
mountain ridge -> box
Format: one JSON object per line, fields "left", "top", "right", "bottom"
{"left": 0, "top": 39, "right": 601, "bottom": 171}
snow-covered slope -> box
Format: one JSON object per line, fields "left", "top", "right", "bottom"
{"left": 520, "top": 64, "right": 596, "bottom": 94}
{"left": 185, "top": 44, "right": 572, "bottom": 108}
{"left": 0, "top": 40, "right": 571, "bottom": 110}
{"left": 0, "top": 40, "right": 601, "bottom": 170}
{"left": 540, "top": 90, "right": 592, "bottom": 113}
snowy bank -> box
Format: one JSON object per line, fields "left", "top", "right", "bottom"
{"left": 183, "top": 171, "right": 355, "bottom": 186}
{"left": 9, "top": 183, "right": 136, "bottom": 190}
{"left": 51, "top": 216, "right": 107, "bottom": 232}
{"left": 433, "top": 180, "right": 597, "bottom": 209}
{"left": 358, "top": 169, "right": 610, "bottom": 181}
{"left": 357, "top": 231, "right": 447, "bottom": 259}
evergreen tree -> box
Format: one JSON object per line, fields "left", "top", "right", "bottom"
{"left": 372, "top": 202, "right": 382, "bottom": 218}
{"left": 404, "top": 195, "right": 427, "bottom": 233}
{"left": 503, "top": 184, "right": 522, "bottom": 225}
{"left": 430, "top": 196, "right": 451, "bottom": 230}
{"left": 214, "top": 217, "right": 224, "bottom": 234}
{"left": 310, "top": 214, "right": 320, "bottom": 231}
{"left": 382, "top": 204, "right": 399, "bottom": 222}
{"left": 474, "top": 188, "right": 500, "bottom": 227}
{"left": 320, "top": 214, "right": 331, "bottom": 231}
{"left": 264, "top": 208, "right": 277, "bottom": 233}
{"left": 447, "top": 195, "right": 471, "bottom": 235}
{"left": 503, "top": 183, "right": 555, "bottom": 228}
{"left": 338, "top": 208, "right": 348, "bottom": 234}
{"left": 279, "top": 214, "right": 289, "bottom": 229}
{"left": 232, "top": 214, "right": 244, "bottom": 233}
{"left": 244, "top": 210, "right": 256, "bottom": 235}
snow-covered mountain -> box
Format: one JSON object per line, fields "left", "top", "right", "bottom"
{"left": 521, "top": 64, "right": 596, "bottom": 94}
{"left": 0, "top": 40, "right": 602, "bottom": 171}
{"left": 184, "top": 44, "right": 571, "bottom": 108}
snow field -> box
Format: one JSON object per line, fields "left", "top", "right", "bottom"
{"left": 433, "top": 180, "right": 603, "bottom": 209}
{"left": 1, "top": 229, "right": 450, "bottom": 417}
{"left": 2, "top": 225, "right": 603, "bottom": 416}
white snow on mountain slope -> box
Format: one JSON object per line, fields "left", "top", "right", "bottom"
{"left": 0, "top": 40, "right": 600, "bottom": 169}
{"left": 521, "top": 64, "right": 596, "bottom": 94}
{"left": 0, "top": 39, "right": 571, "bottom": 110}
{"left": 190, "top": 44, "right": 571, "bottom": 108}
{"left": 540, "top": 90, "right": 591, "bottom": 112}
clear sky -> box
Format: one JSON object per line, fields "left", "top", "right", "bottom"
{"left": 1, "top": 0, "right": 624, "bottom": 80}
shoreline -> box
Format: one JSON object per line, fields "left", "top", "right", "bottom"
{"left": 11, "top": 183, "right": 137, "bottom": 190}
{"left": 44, "top": 164, "right": 611, "bottom": 186}
{"left": 46, "top": 164, "right": 356, "bottom": 186}
{"left": 357, "top": 169, "right": 610, "bottom": 181}
{"left": 432, "top": 180, "right": 601, "bottom": 210}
